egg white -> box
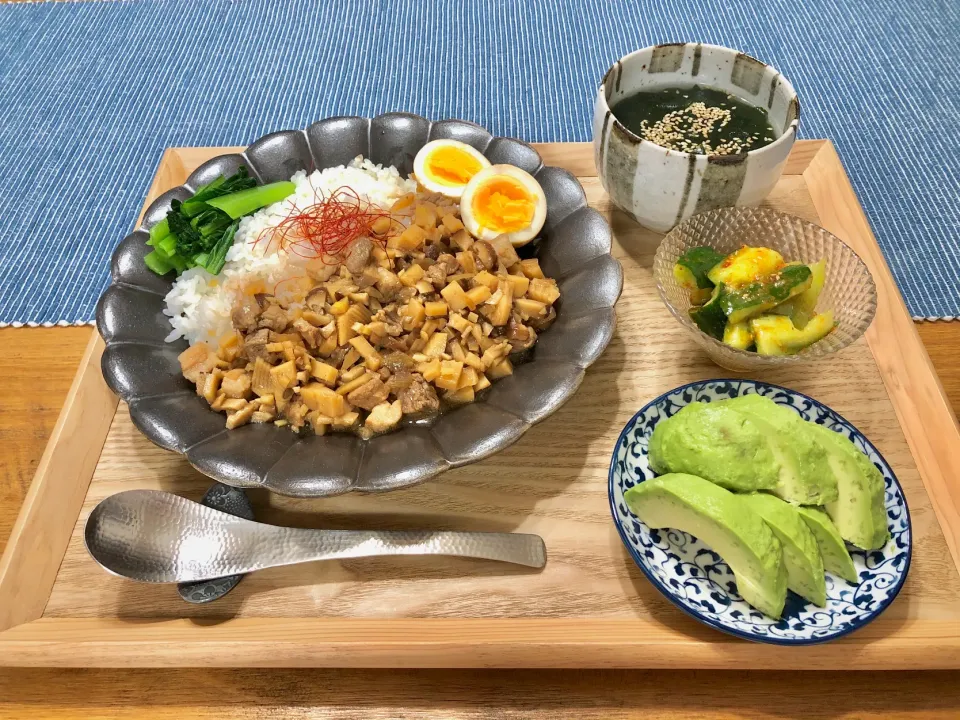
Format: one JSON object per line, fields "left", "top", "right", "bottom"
{"left": 460, "top": 164, "right": 547, "bottom": 247}
{"left": 413, "top": 139, "right": 491, "bottom": 199}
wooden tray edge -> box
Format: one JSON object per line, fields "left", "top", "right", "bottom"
{"left": 0, "top": 618, "right": 958, "bottom": 669}
{"left": 803, "top": 140, "right": 960, "bottom": 572}
{"left": 0, "top": 148, "right": 183, "bottom": 633}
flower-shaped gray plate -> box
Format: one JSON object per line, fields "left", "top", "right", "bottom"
{"left": 97, "top": 113, "right": 623, "bottom": 497}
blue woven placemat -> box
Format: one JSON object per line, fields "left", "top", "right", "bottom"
{"left": 0, "top": 0, "right": 957, "bottom": 324}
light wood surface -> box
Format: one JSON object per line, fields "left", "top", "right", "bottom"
{"left": 0, "top": 142, "right": 958, "bottom": 712}
{"left": 2, "top": 140, "right": 959, "bottom": 669}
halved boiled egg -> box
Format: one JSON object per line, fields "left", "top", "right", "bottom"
{"left": 413, "top": 139, "right": 491, "bottom": 199}
{"left": 459, "top": 164, "right": 547, "bottom": 247}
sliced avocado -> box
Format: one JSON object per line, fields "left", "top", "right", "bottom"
{"left": 797, "top": 506, "right": 859, "bottom": 583}
{"left": 624, "top": 473, "right": 787, "bottom": 618}
{"left": 808, "top": 423, "right": 889, "bottom": 550}
{"left": 689, "top": 284, "right": 728, "bottom": 340}
{"left": 674, "top": 247, "right": 725, "bottom": 290}
{"left": 722, "top": 321, "right": 754, "bottom": 351}
{"left": 647, "top": 402, "right": 779, "bottom": 492}
{"left": 771, "top": 258, "right": 827, "bottom": 328}
{"left": 717, "top": 394, "right": 837, "bottom": 505}
{"left": 740, "top": 493, "right": 826, "bottom": 606}
{"left": 718, "top": 265, "right": 813, "bottom": 324}
{"left": 707, "top": 246, "right": 785, "bottom": 287}
{"left": 750, "top": 311, "right": 835, "bottom": 356}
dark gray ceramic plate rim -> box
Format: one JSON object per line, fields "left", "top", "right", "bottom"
{"left": 98, "top": 113, "right": 622, "bottom": 497}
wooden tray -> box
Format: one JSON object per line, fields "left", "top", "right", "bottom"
{"left": 1, "top": 141, "right": 958, "bottom": 669}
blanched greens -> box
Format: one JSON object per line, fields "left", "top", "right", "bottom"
{"left": 144, "top": 167, "right": 294, "bottom": 276}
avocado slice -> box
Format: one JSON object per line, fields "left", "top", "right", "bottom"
{"left": 647, "top": 402, "right": 779, "bottom": 492}
{"left": 807, "top": 423, "right": 890, "bottom": 550}
{"left": 717, "top": 394, "right": 838, "bottom": 505}
{"left": 750, "top": 311, "right": 835, "bottom": 356}
{"left": 740, "top": 493, "right": 826, "bottom": 606}
{"left": 624, "top": 473, "right": 787, "bottom": 618}
{"left": 796, "top": 506, "right": 859, "bottom": 583}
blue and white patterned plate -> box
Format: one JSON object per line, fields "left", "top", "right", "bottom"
{"left": 609, "top": 379, "right": 912, "bottom": 645}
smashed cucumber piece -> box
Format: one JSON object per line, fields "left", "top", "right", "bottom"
{"left": 722, "top": 321, "right": 755, "bottom": 350}
{"left": 771, "top": 258, "right": 827, "bottom": 328}
{"left": 708, "top": 246, "right": 785, "bottom": 287}
{"left": 689, "top": 285, "right": 728, "bottom": 340}
{"left": 750, "top": 311, "right": 835, "bottom": 356}
{"left": 674, "top": 247, "right": 725, "bottom": 290}
{"left": 718, "top": 264, "right": 812, "bottom": 324}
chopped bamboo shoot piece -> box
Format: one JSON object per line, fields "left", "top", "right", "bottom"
{"left": 424, "top": 301, "right": 448, "bottom": 317}
{"left": 456, "top": 366, "right": 479, "bottom": 390}
{"left": 442, "top": 213, "right": 464, "bottom": 234}
{"left": 316, "top": 333, "right": 338, "bottom": 356}
{"left": 301, "top": 383, "right": 345, "bottom": 417}
{"left": 340, "top": 347, "right": 362, "bottom": 371}
{"left": 464, "top": 285, "right": 492, "bottom": 309}
{"left": 398, "top": 263, "right": 424, "bottom": 286}
{"left": 441, "top": 281, "right": 469, "bottom": 311}
{"left": 515, "top": 297, "right": 547, "bottom": 319}
{"left": 519, "top": 258, "right": 545, "bottom": 279}
{"left": 388, "top": 224, "right": 426, "bottom": 251}
{"left": 310, "top": 359, "right": 338, "bottom": 386}
{"left": 423, "top": 332, "right": 449, "bottom": 358}
{"left": 337, "top": 304, "right": 371, "bottom": 345}
{"left": 340, "top": 364, "right": 367, "bottom": 383}
{"left": 269, "top": 361, "right": 298, "bottom": 392}
{"left": 336, "top": 373, "right": 374, "bottom": 396}
{"left": 471, "top": 271, "right": 499, "bottom": 292}
{"left": 482, "top": 282, "right": 513, "bottom": 326}
{"left": 447, "top": 313, "right": 471, "bottom": 333}
{"left": 456, "top": 251, "right": 477, "bottom": 274}
{"left": 504, "top": 274, "right": 530, "bottom": 297}
{"left": 417, "top": 357, "right": 442, "bottom": 381}
{"left": 435, "top": 360, "right": 464, "bottom": 391}
{"left": 332, "top": 411, "right": 360, "bottom": 430}
{"left": 464, "top": 352, "right": 484, "bottom": 372}
{"left": 444, "top": 386, "right": 475, "bottom": 404}
{"left": 349, "top": 335, "right": 383, "bottom": 370}
{"left": 402, "top": 298, "right": 426, "bottom": 330}
{"left": 528, "top": 278, "right": 560, "bottom": 305}
{"left": 487, "top": 358, "right": 514, "bottom": 379}
{"left": 329, "top": 297, "right": 350, "bottom": 315}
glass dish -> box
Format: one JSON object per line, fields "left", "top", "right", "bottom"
{"left": 653, "top": 207, "right": 877, "bottom": 372}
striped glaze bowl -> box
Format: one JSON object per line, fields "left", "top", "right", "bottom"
{"left": 593, "top": 43, "right": 800, "bottom": 232}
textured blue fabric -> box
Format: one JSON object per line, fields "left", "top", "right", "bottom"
{"left": 0, "top": 0, "right": 957, "bottom": 324}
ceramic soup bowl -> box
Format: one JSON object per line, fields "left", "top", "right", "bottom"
{"left": 593, "top": 43, "right": 800, "bottom": 232}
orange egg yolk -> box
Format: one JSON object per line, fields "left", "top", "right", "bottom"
{"left": 425, "top": 147, "right": 484, "bottom": 186}
{"left": 470, "top": 177, "right": 536, "bottom": 233}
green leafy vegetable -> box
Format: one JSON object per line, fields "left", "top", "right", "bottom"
{"left": 143, "top": 167, "right": 294, "bottom": 277}
{"left": 206, "top": 181, "right": 297, "bottom": 219}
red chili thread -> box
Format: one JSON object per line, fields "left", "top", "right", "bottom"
{"left": 253, "top": 185, "right": 395, "bottom": 264}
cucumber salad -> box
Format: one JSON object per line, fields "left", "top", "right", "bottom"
{"left": 674, "top": 245, "right": 834, "bottom": 355}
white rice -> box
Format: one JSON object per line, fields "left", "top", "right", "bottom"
{"left": 163, "top": 157, "right": 416, "bottom": 345}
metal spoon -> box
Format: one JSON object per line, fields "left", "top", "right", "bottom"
{"left": 84, "top": 489, "right": 547, "bottom": 583}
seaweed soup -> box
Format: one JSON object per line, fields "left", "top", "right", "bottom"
{"left": 611, "top": 85, "right": 777, "bottom": 155}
